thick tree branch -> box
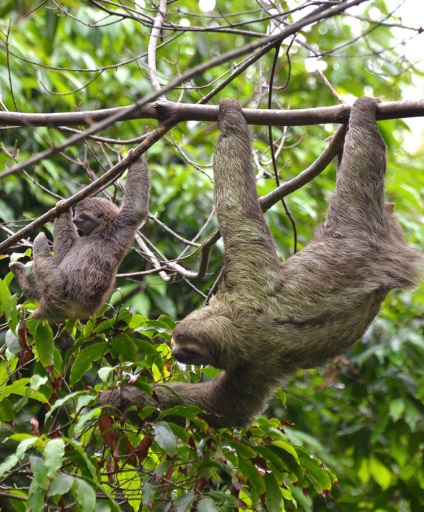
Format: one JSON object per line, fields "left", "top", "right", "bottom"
{"left": 1, "top": 99, "right": 422, "bottom": 182}
{"left": 1, "top": 98, "right": 424, "bottom": 129}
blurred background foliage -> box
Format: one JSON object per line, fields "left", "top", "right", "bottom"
{"left": 0, "top": 0, "right": 423, "bottom": 510}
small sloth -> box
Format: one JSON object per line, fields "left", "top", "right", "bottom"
{"left": 102, "top": 98, "right": 422, "bottom": 427}
{"left": 10, "top": 155, "right": 150, "bottom": 322}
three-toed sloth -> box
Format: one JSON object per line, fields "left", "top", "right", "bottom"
{"left": 103, "top": 98, "right": 422, "bottom": 428}
{"left": 10, "top": 155, "right": 150, "bottom": 322}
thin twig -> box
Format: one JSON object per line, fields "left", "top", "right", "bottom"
{"left": 260, "top": 123, "right": 347, "bottom": 211}
{"left": 148, "top": 0, "right": 167, "bottom": 96}
{"left": 134, "top": 232, "right": 171, "bottom": 282}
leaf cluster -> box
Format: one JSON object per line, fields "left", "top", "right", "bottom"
{"left": 0, "top": 287, "right": 336, "bottom": 511}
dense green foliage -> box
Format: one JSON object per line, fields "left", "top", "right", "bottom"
{"left": 0, "top": 1, "right": 423, "bottom": 510}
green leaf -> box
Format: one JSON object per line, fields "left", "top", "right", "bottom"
{"left": 209, "top": 491, "right": 238, "bottom": 507}
{"left": 34, "top": 322, "right": 54, "bottom": 367}
{"left": 0, "top": 398, "right": 14, "bottom": 421}
{"left": 238, "top": 456, "right": 265, "bottom": 496}
{"left": 2, "top": 378, "right": 29, "bottom": 397}
{"left": 92, "top": 317, "right": 117, "bottom": 334}
{"left": 404, "top": 400, "right": 421, "bottom": 430}
{"left": 44, "top": 439, "right": 65, "bottom": 478}
{"left": 264, "top": 473, "right": 284, "bottom": 512}
{"left": 174, "top": 492, "right": 195, "bottom": 512}
{"left": 5, "top": 328, "right": 20, "bottom": 354}
{"left": 98, "top": 366, "right": 114, "bottom": 382}
{"left": 201, "top": 366, "right": 221, "bottom": 379}
{"left": 76, "top": 393, "right": 96, "bottom": 410}
{"left": 299, "top": 456, "right": 332, "bottom": 494}
{"left": 389, "top": 398, "right": 405, "bottom": 422}
{"left": 142, "top": 481, "right": 155, "bottom": 506}
{"left": 66, "top": 439, "right": 98, "bottom": 481}
{"left": 370, "top": 411, "right": 389, "bottom": 444}
{"left": 15, "top": 435, "right": 45, "bottom": 458}
{"left": 30, "top": 374, "right": 48, "bottom": 390}
{"left": 128, "top": 313, "right": 148, "bottom": 329}
{"left": 369, "top": 457, "right": 392, "bottom": 490}
{"left": 133, "top": 338, "right": 159, "bottom": 356}
{"left": 256, "top": 446, "right": 287, "bottom": 472}
{"left": 271, "top": 440, "right": 300, "bottom": 464}
{"left": 48, "top": 473, "right": 75, "bottom": 497}
{"left": 74, "top": 408, "right": 101, "bottom": 436}
{"left": 228, "top": 439, "right": 257, "bottom": 459}
{"left": 30, "top": 455, "right": 49, "bottom": 490}
{"left": 161, "top": 404, "right": 203, "bottom": 421}
{"left": 110, "top": 333, "right": 138, "bottom": 362}
{"left": 27, "top": 478, "right": 47, "bottom": 512}
{"left": 117, "top": 468, "right": 142, "bottom": 512}
{"left": 161, "top": 421, "right": 189, "bottom": 443}
{"left": 6, "top": 489, "right": 26, "bottom": 512}
{"left": 70, "top": 343, "right": 107, "bottom": 384}
{"left": 73, "top": 479, "right": 96, "bottom": 511}
{"left": 0, "top": 454, "right": 19, "bottom": 478}
{"left": 197, "top": 497, "right": 219, "bottom": 512}
{"left": 157, "top": 314, "right": 176, "bottom": 330}
{"left": 148, "top": 289, "right": 176, "bottom": 318}
{"left": 0, "top": 436, "right": 44, "bottom": 477}
{"left": 153, "top": 421, "right": 177, "bottom": 456}
{"left": 274, "top": 388, "right": 286, "bottom": 405}
{"left": 45, "top": 391, "right": 90, "bottom": 420}
{"left": 270, "top": 440, "right": 302, "bottom": 478}
{"left": 0, "top": 277, "right": 18, "bottom": 331}
{"left": 146, "top": 318, "right": 174, "bottom": 332}
{"left": 44, "top": 6, "right": 60, "bottom": 54}
{"left": 129, "top": 293, "right": 151, "bottom": 317}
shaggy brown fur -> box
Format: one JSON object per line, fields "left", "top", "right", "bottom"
{"left": 10, "top": 156, "right": 150, "bottom": 322}
{"left": 101, "top": 98, "right": 422, "bottom": 427}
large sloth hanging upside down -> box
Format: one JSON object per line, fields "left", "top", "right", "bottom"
{"left": 101, "top": 97, "right": 422, "bottom": 428}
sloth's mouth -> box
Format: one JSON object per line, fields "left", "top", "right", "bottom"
{"left": 171, "top": 337, "right": 217, "bottom": 366}
{"left": 172, "top": 347, "right": 207, "bottom": 365}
